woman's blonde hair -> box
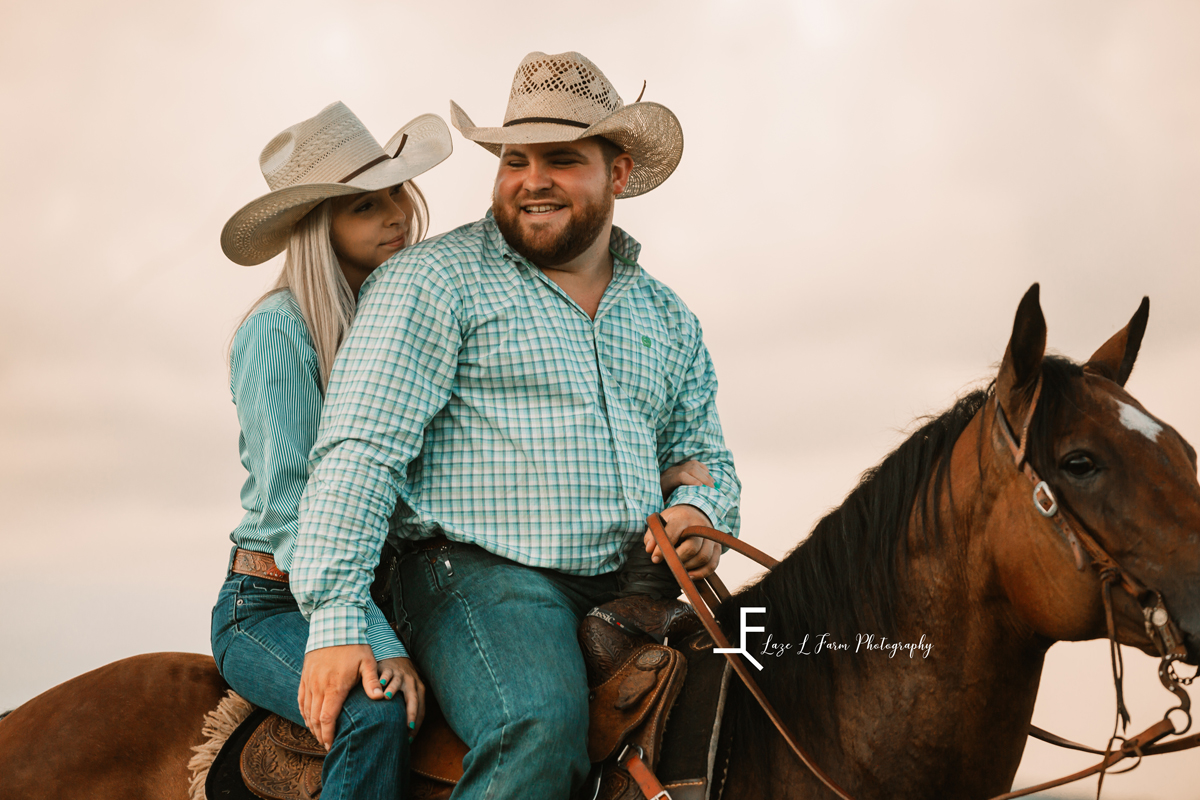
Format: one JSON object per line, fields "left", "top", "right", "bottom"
{"left": 235, "top": 181, "right": 428, "bottom": 390}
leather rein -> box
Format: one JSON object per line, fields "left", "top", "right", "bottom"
{"left": 647, "top": 377, "right": 1200, "bottom": 799}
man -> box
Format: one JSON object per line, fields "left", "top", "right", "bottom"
{"left": 292, "top": 51, "right": 741, "bottom": 798}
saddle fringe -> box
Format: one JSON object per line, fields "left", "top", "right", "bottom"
{"left": 187, "top": 690, "right": 256, "bottom": 800}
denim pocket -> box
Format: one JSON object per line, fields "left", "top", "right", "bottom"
{"left": 240, "top": 575, "right": 293, "bottom": 595}
{"left": 233, "top": 576, "right": 297, "bottom": 628}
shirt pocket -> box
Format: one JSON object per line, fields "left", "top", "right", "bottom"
{"left": 598, "top": 318, "right": 672, "bottom": 427}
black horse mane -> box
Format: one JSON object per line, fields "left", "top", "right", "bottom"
{"left": 715, "top": 356, "right": 1084, "bottom": 786}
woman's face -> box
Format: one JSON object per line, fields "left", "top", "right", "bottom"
{"left": 330, "top": 184, "right": 414, "bottom": 289}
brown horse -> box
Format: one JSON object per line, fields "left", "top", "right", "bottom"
{"left": 715, "top": 286, "right": 1200, "bottom": 798}
{"left": 1, "top": 284, "right": 1197, "bottom": 800}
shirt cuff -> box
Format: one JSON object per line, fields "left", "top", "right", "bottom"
{"left": 667, "top": 486, "right": 737, "bottom": 536}
{"left": 365, "top": 602, "right": 408, "bottom": 661}
{"left": 305, "top": 604, "right": 369, "bottom": 654}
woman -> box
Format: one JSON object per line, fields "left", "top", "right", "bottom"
{"left": 210, "top": 101, "right": 453, "bottom": 800}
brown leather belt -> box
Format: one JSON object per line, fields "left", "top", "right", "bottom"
{"left": 232, "top": 548, "right": 289, "bottom": 583}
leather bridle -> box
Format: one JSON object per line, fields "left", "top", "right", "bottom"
{"left": 646, "top": 377, "right": 1200, "bottom": 799}
{"left": 988, "top": 377, "right": 1196, "bottom": 796}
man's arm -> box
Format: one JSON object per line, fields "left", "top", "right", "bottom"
{"left": 646, "top": 326, "right": 741, "bottom": 578}
{"left": 293, "top": 261, "right": 461, "bottom": 647}
{"left": 291, "top": 259, "right": 462, "bottom": 745}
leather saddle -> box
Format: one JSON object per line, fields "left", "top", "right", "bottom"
{"left": 205, "top": 596, "right": 723, "bottom": 800}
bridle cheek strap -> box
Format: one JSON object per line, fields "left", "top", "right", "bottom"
{"left": 993, "top": 378, "right": 1086, "bottom": 571}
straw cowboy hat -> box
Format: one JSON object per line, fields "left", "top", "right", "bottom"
{"left": 222, "top": 102, "right": 452, "bottom": 266}
{"left": 450, "top": 51, "right": 683, "bottom": 198}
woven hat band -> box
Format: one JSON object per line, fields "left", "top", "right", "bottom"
{"left": 503, "top": 117, "right": 591, "bottom": 129}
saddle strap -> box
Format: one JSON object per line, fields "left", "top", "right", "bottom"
{"left": 622, "top": 749, "right": 671, "bottom": 800}
{"left": 646, "top": 515, "right": 857, "bottom": 800}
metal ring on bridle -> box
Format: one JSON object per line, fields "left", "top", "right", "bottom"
{"left": 1165, "top": 706, "right": 1192, "bottom": 736}
{"left": 1033, "top": 480, "right": 1058, "bottom": 517}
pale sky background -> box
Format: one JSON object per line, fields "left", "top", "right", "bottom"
{"left": 2, "top": 1, "right": 1199, "bottom": 796}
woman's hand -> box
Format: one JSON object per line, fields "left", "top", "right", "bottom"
{"left": 378, "top": 657, "right": 426, "bottom": 740}
{"left": 660, "top": 460, "right": 715, "bottom": 498}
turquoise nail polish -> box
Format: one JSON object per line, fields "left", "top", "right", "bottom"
{"left": 408, "top": 736, "right": 414, "bottom": 744}
{"left": 385, "top": 691, "right": 393, "bottom": 699}
{"left": 380, "top": 677, "right": 388, "bottom": 687}
{"left": 714, "top": 479, "right": 720, "bottom": 490}
{"left": 408, "top": 721, "right": 415, "bottom": 730}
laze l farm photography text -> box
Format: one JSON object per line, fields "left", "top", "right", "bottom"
{"left": 759, "top": 632, "right": 934, "bottom": 660}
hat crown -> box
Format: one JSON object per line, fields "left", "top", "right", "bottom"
{"left": 259, "top": 101, "right": 386, "bottom": 191}
{"left": 503, "top": 52, "right": 624, "bottom": 127}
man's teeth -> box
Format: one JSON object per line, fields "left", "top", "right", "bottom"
{"left": 524, "top": 205, "right": 561, "bottom": 214}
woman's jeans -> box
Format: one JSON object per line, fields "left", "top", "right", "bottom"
{"left": 211, "top": 573, "right": 410, "bottom": 800}
{"left": 393, "top": 540, "right": 620, "bottom": 800}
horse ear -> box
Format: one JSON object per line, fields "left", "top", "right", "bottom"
{"left": 1084, "top": 297, "right": 1149, "bottom": 387}
{"left": 997, "top": 284, "right": 1047, "bottom": 425}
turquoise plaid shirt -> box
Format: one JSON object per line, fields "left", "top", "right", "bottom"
{"left": 293, "top": 213, "right": 740, "bottom": 653}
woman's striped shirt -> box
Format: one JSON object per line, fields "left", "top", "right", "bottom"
{"left": 228, "top": 289, "right": 405, "bottom": 660}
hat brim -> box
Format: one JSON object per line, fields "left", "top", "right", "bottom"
{"left": 449, "top": 101, "right": 682, "bottom": 199}
{"left": 222, "top": 114, "right": 453, "bottom": 266}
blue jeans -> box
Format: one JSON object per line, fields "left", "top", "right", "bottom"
{"left": 393, "top": 541, "right": 619, "bottom": 800}
{"left": 210, "top": 573, "right": 410, "bottom": 800}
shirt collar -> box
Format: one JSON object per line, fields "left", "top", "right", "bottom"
{"left": 608, "top": 224, "right": 642, "bottom": 267}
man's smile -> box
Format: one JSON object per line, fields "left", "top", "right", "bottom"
{"left": 521, "top": 203, "right": 566, "bottom": 218}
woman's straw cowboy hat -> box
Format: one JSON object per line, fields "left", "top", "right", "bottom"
{"left": 450, "top": 51, "right": 683, "bottom": 199}
{"left": 222, "top": 102, "right": 452, "bottom": 266}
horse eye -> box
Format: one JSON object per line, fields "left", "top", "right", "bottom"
{"left": 1061, "top": 454, "right": 1096, "bottom": 477}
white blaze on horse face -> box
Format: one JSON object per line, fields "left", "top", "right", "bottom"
{"left": 1115, "top": 399, "right": 1163, "bottom": 442}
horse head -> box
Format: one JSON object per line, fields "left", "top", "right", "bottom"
{"left": 989, "top": 284, "right": 1200, "bottom": 667}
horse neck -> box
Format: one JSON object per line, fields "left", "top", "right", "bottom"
{"left": 880, "top": 408, "right": 1046, "bottom": 788}
{"left": 731, "top": 408, "right": 1049, "bottom": 800}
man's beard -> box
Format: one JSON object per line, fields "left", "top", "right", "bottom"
{"left": 493, "top": 189, "right": 613, "bottom": 268}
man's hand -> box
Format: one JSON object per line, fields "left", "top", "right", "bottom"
{"left": 298, "top": 644, "right": 384, "bottom": 750}
{"left": 378, "top": 657, "right": 426, "bottom": 739}
{"left": 643, "top": 504, "right": 720, "bottom": 579}
{"left": 660, "top": 460, "right": 714, "bottom": 499}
